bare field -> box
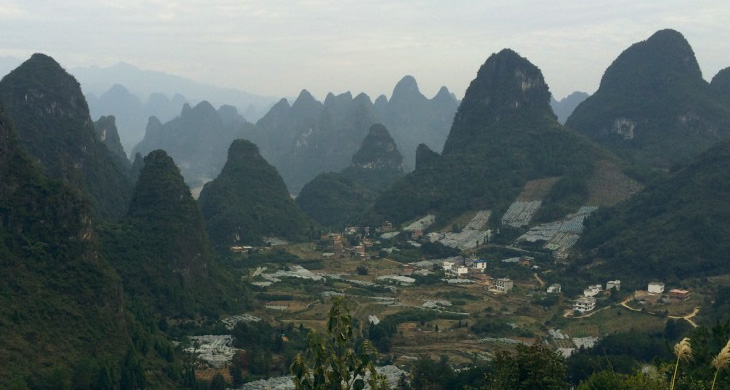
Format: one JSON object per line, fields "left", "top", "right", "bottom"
{"left": 517, "top": 177, "right": 560, "bottom": 202}
{"left": 586, "top": 160, "right": 643, "bottom": 206}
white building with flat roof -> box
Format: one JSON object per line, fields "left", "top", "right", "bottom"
{"left": 648, "top": 282, "right": 665, "bottom": 294}
{"left": 547, "top": 284, "right": 561, "bottom": 294}
{"left": 583, "top": 284, "right": 602, "bottom": 297}
{"left": 495, "top": 278, "right": 514, "bottom": 292}
{"left": 573, "top": 297, "right": 596, "bottom": 313}
{"left": 606, "top": 280, "right": 621, "bottom": 291}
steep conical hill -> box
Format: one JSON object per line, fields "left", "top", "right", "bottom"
{"left": 100, "top": 150, "right": 215, "bottom": 317}
{"left": 442, "top": 49, "right": 553, "bottom": 154}
{"left": 94, "top": 114, "right": 131, "bottom": 172}
{"left": 566, "top": 29, "right": 730, "bottom": 169}
{"left": 712, "top": 67, "right": 730, "bottom": 101}
{"left": 343, "top": 123, "right": 404, "bottom": 193}
{"left": 0, "top": 104, "right": 130, "bottom": 387}
{"left": 350, "top": 123, "right": 404, "bottom": 171}
{"left": 198, "top": 139, "right": 315, "bottom": 246}
{"left": 297, "top": 124, "right": 404, "bottom": 228}
{"left": 578, "top": 139, "right": 730, "bottom": 283}
{"left": 127, "top": 150, "right": 211, "bottom": 281}
{"left": 415, "top": 143, "right": 440, "bottom": 170}
{"left": 296, "top": 172, "right": 376, "bottom": 229}
{"left": 373, "top": 49, "right": 620, "bottom": 225}
{"left": 0, "top": 53, "right": 132, "bottom": 220}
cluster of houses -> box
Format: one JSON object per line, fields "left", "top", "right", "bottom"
{"left": 571, "top": 280, "right": 692, "bottom": 314}
{"left": 395, "top": 256, "right": 518, "bottom": 291}
{"left": 634, "top": 282, "right": 691, "bottom": 305}
{"left": 441, "top": 258, "right": 487, "bottom": 277}
{"left": 572, "top": 280, "right": 621, "bottom": 313}
{"left": 439, "top": 257, "right": 517, "bottom": 291}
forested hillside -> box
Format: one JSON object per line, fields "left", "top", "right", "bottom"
{"left": 566, "top": 29, "right": 730, "bottom": 170}
{"left": 0, "top": 53, "right": 132, "bottom": 220}
{"left": 297, "top": 124, "right": 404, "bottom": 228}
{"left": 578, "top": 139, "right": 730, "bottom": 282}
{"left": 198, "top": 140, "right": 315, "bottom": 246}
{"left": 372, "top": 49, "right": 621, "bottom": 226}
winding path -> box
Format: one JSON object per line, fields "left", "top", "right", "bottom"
{"left": 620, "top": 297, "right": 699, "bottom": 328}
{"left": 533, "top": 273, "right": 546, "bottom": 287}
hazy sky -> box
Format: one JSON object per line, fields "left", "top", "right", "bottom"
{"left": 1, "top": 0, "right": 728, "bottom": 101}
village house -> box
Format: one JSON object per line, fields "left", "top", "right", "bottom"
{"left": 606, "top": 280, "right": 621, "bottom": 291}
{"left": 382, "top": 221, "right": 393, "bottom": 232}
{"left": 401, "top": 264, "right": 415, "bottom": 276}
{"left": 495, "top": 278, "right": 514, "bottom": 292}
{"left": 554, "top": 250, "right": 569, "bottom": 260}
{"left": 573, "top": 297, "right": 596, "bottom": 313}
{"left": 443, "top": 261, "right": 454, "bottom": 272}
{"left": 411, "top": 229, "right": 423, "bottom": 240}
{"left": 330, "top": 234, "right": 343, "bottom": 248}
{"left": 583, "top": 284, "right": 602, "bottom": 297}
{"left": 461, "top": 257, "right": 474, "bottom": 268}
{"left": 353, "top": 245, "right": 366, "bottom": 257}
{"left": 456, "top": 266, "right": 469, "bottom": 276}
{"left": 547, "top": 283, "right": 561, "bottom": 294}
{"left": 669, "top": 289, "right": 690, "bottom": 301}
{"left": 473, "top": 259, "right": 487, "bottom": 270}
{"left": 648, "top": 282, "right": 665, "bottom": 294}
{"left": 426, "top": 232, "right": 442, "bottom": 243}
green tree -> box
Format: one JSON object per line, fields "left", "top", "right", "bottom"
{"left": 577, "top": 370, "right": 666, "bottom": 390}
{"left": 485, "top": 342, "right": 567, "bottom": 390}
{"left": 120, "top": 348, "right": 146, "bottom": 390}
{"left": 290, "top": 297, "right": 388, "bottom": 390}
{"left": 230, "top": 351, "right": 246, "bottom": 388}
{"left": 209, "top": 374, "right": 225, "bottom": 390}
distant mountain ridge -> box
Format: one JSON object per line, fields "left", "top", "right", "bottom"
{"left": 132, "top": 100, "right": 256, "bottom": 188}
{"left": 249, "top": 77, "right": 456, "bottom": 194}
{"left": 86, "top": 84, "right": 189, "bottom": 152}
{"left": 253, "top": 89, "right": 380, "bottom": 194}
{"left": 375, "top": 76, "right": 459, "bottom": 169}
{"left": 130, "top": 74, "right": 456, "bottom": 195}
{"left": 73, "top": 61, "right": 277, "bottom": 119}
{"left": 551, "top": 91, "right": 589, "bottom": 124}
{"left": 566, "top": 29, "right": 730, "bottom": 169}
